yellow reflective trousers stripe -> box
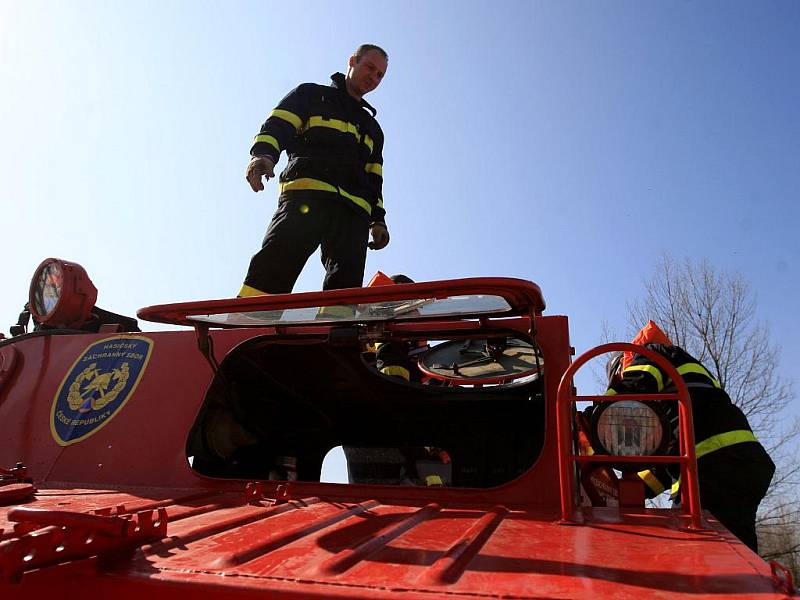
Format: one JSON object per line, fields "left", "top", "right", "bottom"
{"left": 279, "top": 178, "right": 372, "bottom": 215}
{"left": 622, "top": 364, "right": 665, "bottom": 391}
{"left": 253, "top": 134, "right": 280, "bottom": 153}
{"left": 238, "top": 283, "right": 268, "bottom": 298}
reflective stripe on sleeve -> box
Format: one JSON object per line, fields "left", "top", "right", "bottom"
{"left": 269, "top": 109, "right": 303, "bottom": 131}
{"left": 604, "top": 388, "right": 618, "bottom": 396}
{"left": 279, "top": 178, "right": 372, "bottom": 216}
{"left": 366, "top": 162, "right": 383, "bottom": 177}
{"left": 638, "top": 469, "right": 666, "bottom": 495}
{"left": 362, "top": 134, "right": 374, "bottom": 154}
{"left": 253, "top": 134, "right": 280, "bottom": 153}
{"left": 622, "top": 364, "right": 665, "bottom": 391}
{"left": 676, "top": 362, "right": 722, "bottom": 388}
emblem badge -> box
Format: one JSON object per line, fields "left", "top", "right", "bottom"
{"left": 51, "top": 336, "right": 153, "bottom": 445}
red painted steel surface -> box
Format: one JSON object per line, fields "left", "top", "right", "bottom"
{"left": 0, "top": 278, "right": 793, "bottom": 598}
{"left": 0, "top": 486, "right": 788, "bottom": 599}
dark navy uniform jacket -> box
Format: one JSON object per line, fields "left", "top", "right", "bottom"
{"left": 251, "top": 72, "right": 385, "bottom": 225}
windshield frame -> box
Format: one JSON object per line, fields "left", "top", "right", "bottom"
{"left": 137, "top": 277, "right": 546, "bottom": 328}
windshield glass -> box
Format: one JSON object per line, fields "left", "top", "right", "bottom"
{"left": 187, "top": 294, "right": 513, "bottom": 326}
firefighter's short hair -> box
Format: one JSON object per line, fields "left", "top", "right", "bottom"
{"left": 354, "top": 44, "right": 388, "bottom": 62}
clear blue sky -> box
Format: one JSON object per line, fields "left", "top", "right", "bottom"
{"left": 2, "top": 1, "right": 798, "bottom": 472}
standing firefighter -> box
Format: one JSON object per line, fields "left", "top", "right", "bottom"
{"left": 606, "top": 320, "right": 775, "bottom": 553}
{"left": 241, "top": 44, "right": 390, "bottom": 296}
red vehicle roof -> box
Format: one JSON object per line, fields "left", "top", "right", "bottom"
{"left": 0, "top": 277, "right": 793, "bottom": 598}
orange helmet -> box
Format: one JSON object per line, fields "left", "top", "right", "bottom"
{"left": 367, "top": 272, "right": 415, "bottom": 287}
{"left": 621, "top": 320, "right": 673, "bottom": 372}
{"left": 367, "top": 271, "right": 395, "bottom": 287}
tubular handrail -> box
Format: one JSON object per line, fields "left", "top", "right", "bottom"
{"left": 556, "top": 342, "right": 703, "bottom": 530}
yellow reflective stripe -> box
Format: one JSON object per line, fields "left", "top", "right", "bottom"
{"left": 279, "top": 178, "right": 372, "bottom": 215}
{"left": 380, "top": 365, "right": 410, "bottom": 381}
{"left": 302, "top": 117, "right": 374, "bottom": 152}
{"left": 670, "top": 430, "right": 758, "bottom": 495}
{"left": 426, "top": 475, "right": 444, "bottom": 486}
{"left": 338, "top": 187, "right": 372, "bottom": 214}
{"left": 281, "top": 177, "right": 337, "bottom": 194}
{"left": 365, "top": 162, "right": 383, "bottom": 177}
{"left": 696, "top": 430, "right": 757, "bottom": 459}
{"left": 305, "top": 116, "right": 358, "bottom": 137}
{"left": 623, "top": 364, "right": 664, "bottom": 391}
{"left": 317, "top": 305, "right": 355, "bottom": 318}
{"left": 671, "top": 480, "right": 680, "bottom": 496}
{"left": 238, "top": 284, "right": 268, "bottom": 298}
{"left": 269, "top": 109, "right": 303, "bottom": 132}
{"left": 677, "top": 362, "right": 721, "bottom": 388}
{"left": 604, "top": 388, "right": 618, "bottom": 396}
{"left": 362, "top": 134, "right": 374, "bottom": 154}
{"left": 376, "top": 197, "right": 384, "bottom": 210}
{"left": 638, "top": 469, "right": 666, "bottom": 495}
{"left": 253, "top": 134, "right": 280, "bottom": 153}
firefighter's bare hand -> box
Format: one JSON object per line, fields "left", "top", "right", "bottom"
{"left": 368, "top": 223, "right": 390, "bottom": 250}
{"left": 246, "top": 156, "right": 275, "bottom": 192}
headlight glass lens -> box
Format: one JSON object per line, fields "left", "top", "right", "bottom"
{"left": 596, "top": 401, "right": 663, "bottom": 456}
{"left": 32, "top": 260, "right": 64, "bottom": 317}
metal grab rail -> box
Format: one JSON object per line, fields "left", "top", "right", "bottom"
{"left": 556, "top": 342, "right": 703, "bottom": 530}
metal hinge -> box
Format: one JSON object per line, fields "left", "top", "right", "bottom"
{"left": 0, "top": 506, "right": 168, "bottom": 583}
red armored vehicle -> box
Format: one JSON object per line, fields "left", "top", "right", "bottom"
{"left": 0, "top": 258, "right": 795, "bottom": 598}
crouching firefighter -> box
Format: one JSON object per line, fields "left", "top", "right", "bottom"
{"left": 605, "top": 320, "right": 775, "bottom": 553}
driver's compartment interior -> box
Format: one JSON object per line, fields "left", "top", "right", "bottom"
{"left": 187, "top": 325, "right": 546, "bottom": 489}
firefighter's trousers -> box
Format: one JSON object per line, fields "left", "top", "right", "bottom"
{"left": 696, "top": 442, "right": 775, "bottom": 553}
{"left": 244, "top": 195, "right": 370, "bottom": 294}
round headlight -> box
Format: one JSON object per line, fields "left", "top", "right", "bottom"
{"left": 593, "top": 400, "right": 665, "bottom": 457}
{"left": 28, "top": 258, "right": 97, "bottom": 328}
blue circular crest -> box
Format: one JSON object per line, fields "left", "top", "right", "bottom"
{"left": 51, "top": 336, "right": 153, "bottom": 446}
